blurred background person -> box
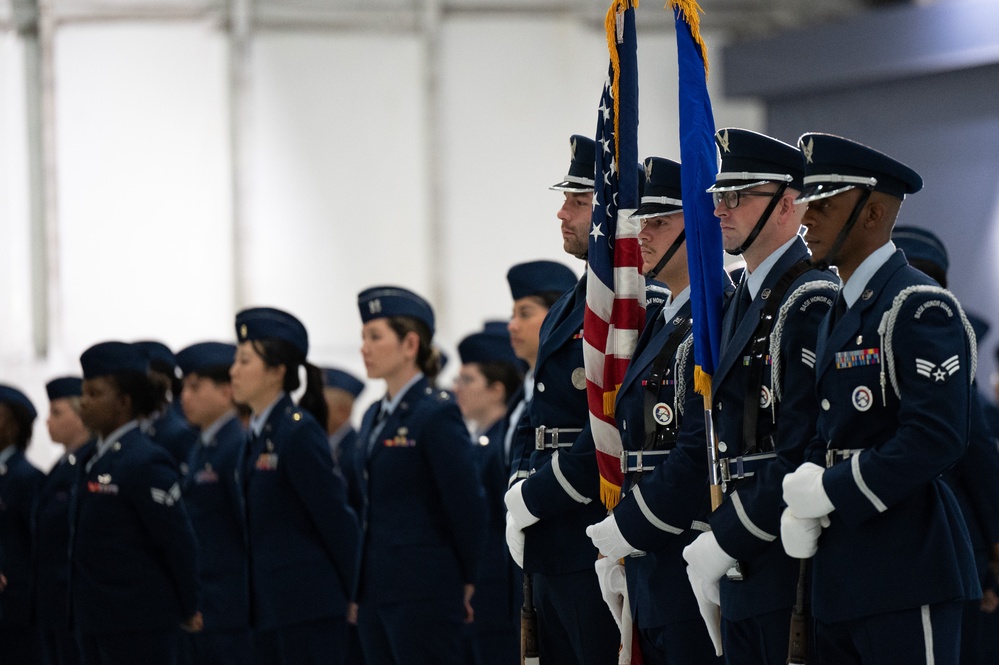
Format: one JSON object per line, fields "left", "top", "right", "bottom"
{"left": 72, "top": 342, "right": 200, "bottom": 665}
{"left": 353, "top": 286, "right": 486, "bottom": 665}
{"left": 0, "top": 384, "right": 44, "bottom": 663}
{"left": 231, "top": 307, "right": 360, "bottom": 665}
{"left": 35, "top": 377, "right": 93, "bottom": 665}
{"left": 176, "top": 342, "right": 252, "bottom": 665}
{"left": 455, "top": 322, "right": 524, "bottom": 665}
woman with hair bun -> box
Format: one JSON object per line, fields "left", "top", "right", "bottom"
{"left": 231, "top": 306, "right": 360, "bottom": 665}
{"left": 352, "top": 286, "right": 486, "bottom": 665}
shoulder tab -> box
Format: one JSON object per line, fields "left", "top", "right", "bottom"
{"left": 879, "top": 285, "right": 975, "bottom": 400}
{"left": 770, "top": 279, "right": 840, "bottom": 402}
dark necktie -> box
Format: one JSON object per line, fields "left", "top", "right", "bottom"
{"left": 734, "top": 281, "right": 752, "bottom": 325}
{"left": 832, "top": 294, "right": 848, "bottom": 325}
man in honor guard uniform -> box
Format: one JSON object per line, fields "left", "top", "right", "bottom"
{"left": 175, "top": 342, "right": 252, "bottom": 664}
{"left": 780, "top": 133, "right": 980, "bottom": 664}
{"left": 0, "top": 385, "right": 44, "bottom": 662}
{"left": 455, "top": 324, "right": 524, "bottom": 665}
{"left": 584, "top": 157, "right": 729, "bottom": 662}
{"left": 134, "top": 341, "right": 199, "bottom": 472}
{"left": 681, "top": 129, "right": 837, "bottom": 663}
{"left": 322, "top": 367, "right": 367, "bottom": 518}
{"left": 503, "top": 135, "right": 621, "bottom": 665}
{"left": 36, "top": 377, "right": 93, "bottom": 665}
{"left": 72, "top": 342, "right": 201, "bottom": 664}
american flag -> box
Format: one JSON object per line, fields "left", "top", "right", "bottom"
{"left": 584, "top": 0, "right": 644, "bottom": 511}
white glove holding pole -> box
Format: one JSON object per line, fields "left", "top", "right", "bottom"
{"left": 505, "top": 512, "right": 525, "bottom": 568}
{"left": 780, "top": 508, "right": 830, "bottom": 559}
{"left": 587, "top": 514, "right": 640, "bottom": 560}
{"left": 684, "top": 563, "right": 723, "bottom": 656}
{"left": 681, "top": 531, "right": 735, "bottom": 606}
{"left": 782, "top": 462, "right": 835, "bottom": 519}
{"left": 594, "top": 556, "right": 628, "bottom": 633}
{"left": 504, "top": 480, "right": 541, "bottom": 529}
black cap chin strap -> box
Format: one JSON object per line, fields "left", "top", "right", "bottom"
{"left": 645, "top": 229, "right": 686, "bottom": 279}
{"left": 809, "top": 186, "right": 873, "bottom": 272}
{"left": 726, "top": 182, "right": 789, "bottom": 256}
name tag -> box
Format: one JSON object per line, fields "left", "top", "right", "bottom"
{"left": 87, "top": 481, "right": 119, "bottom": 495}
{"left": 383, "top": 436, "right": 417, "bottom": 448}
{"left": 255, "top": 453, "right": 279, "bottom": 471}
{"left": 195, "top": 467, "right": 219, "bottom": 484}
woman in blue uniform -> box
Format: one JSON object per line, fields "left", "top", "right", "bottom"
{"left": 353, "top": 286, "right": 487, "bottom": 665}
{"left": 36, "top": 377, "right": 93, "bottom": 665}
{"left": 0, "top": 384, "right": 44, "bottom": 663}
{"left": 455, "top": 323, "right": 524, "bottom": 665}
{"left": 230, "top": 307, "right": 360, "bottom": 665}
{"left": 175, "top": 342, "right": 252, "bottom": 665}
{"left": 72, "top": 342, "right": 200, "bottom": 665}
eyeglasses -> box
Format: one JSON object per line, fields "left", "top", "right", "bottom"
{"left": 712, "top": 189, "right": 779, "bottom": 210}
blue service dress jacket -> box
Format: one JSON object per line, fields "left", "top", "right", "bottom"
{"left": 33, "top": 442, "right": 94, "bottom": 632}
{"left": 469, "top": 417, "right": 519, "bottom": 633}
{"left": 0, "top": 447, "right": 44, "bottom": 627}
{"left": 332, "top": 425, "right": 367, "bottom": 520}
{"left": 356, "top": 378, "right": 486, "bottom": 606}
{"left": 146, "top": 407, "right": 199, "bottom": 472}
{"left": 182, "top": 414, "right": 249, "bottom": 632}
{"left": 71, "top": 425, "right": 199, "bottom": 633}
{"left": 709, "top": 236, "right": 837, "bottom": 622}
{"left": 945, "top": 390, "right": 999, "bottom": 585}
{"left": 242, "top": 394, "right": 360, "bottom": 631}
{"left": 803, "top": 250, "right": 979, "bottom": 622}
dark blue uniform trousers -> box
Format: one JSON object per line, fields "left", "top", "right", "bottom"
{"left": 40, "top": 625, "right": 80, "bottom": 665}
{"left": 181, "top": 628, "right": 253, "bottom": 665}
{"left": 78, "top": 628, "right": 178, "bottom": 665}
{"left": 533, "top": 569, "right": 619, "bottom": 665}
{"left": 253, "top": 618, "right": 345, "bottom": 665}
{"left": 721, "top": 609, "right": 805, "bottom": 665}
{"left": 638, "top": 618, "right": 724, "bottom": 665}
{"left": 814, "top": 601, "right": 962, "bottom": 665}
{"left": 357, "top": 596, "right": 465, "bottom": 665}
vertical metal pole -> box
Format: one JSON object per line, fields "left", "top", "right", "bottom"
{"left": 228, "top": 0, "right": 252, "bottom": 311}
{"left": 18, "top": 0, "right": 56, "bottom": 359}
{"left": 421, "top": 0, "right": 445, "bottom": 323}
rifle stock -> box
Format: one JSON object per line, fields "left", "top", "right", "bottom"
{"left": 521, "top": 573, "right": 540, "bottom": 665}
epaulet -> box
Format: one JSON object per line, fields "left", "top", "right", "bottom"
{"left": 675, "top": 333, "right": 694, "bottom": 417}
{"left": 425, "top": 386, "right": 452, "bottom": 402}
{"left": 770, "top": 278, "right": 839, "bottom": 403}
{"left": 878, "top": 285, "right": 976, "bottom": 401}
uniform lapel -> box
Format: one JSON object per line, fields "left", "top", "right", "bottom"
{"left": 535, "top": 277, "right": 585, "bottom": 372}
{"left": 714, "top": 238, "right": 808, "bottom": 388}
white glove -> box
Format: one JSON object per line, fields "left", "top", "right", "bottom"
{"left": 685, "top": 563, "right": 723, "bottom": 656}
{"left": 780, "top": 508, "right": 830, "bottom": 559}
{"left": 594, "top": 556, "right": 628, "bottom": 633}
{"left": 783, "top": 462, "right": 835, "bottom": 519}
{"left": 681, "top": 531, "right": 736, "bottom": 606}
{"left": 505, "top": 480, "right": 540, "bottom": 529}
{"left": 505, "top": 512, "right": 525, "bottom": 568}
{"left": 586, "top": 514, "right": 640, "bottom": 560}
